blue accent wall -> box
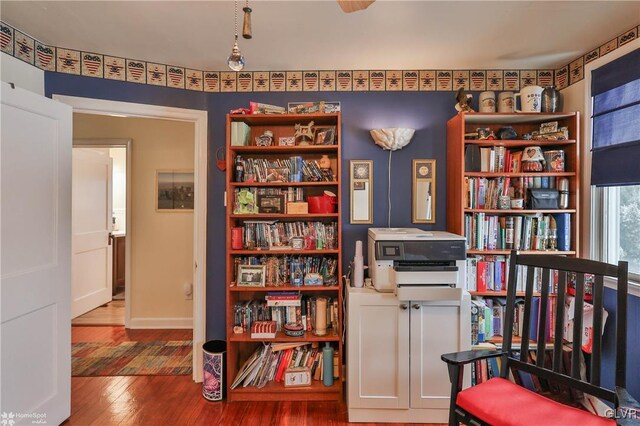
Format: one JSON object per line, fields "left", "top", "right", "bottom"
{"left": 45, "top": 73, "right": 639, "bottom": 400}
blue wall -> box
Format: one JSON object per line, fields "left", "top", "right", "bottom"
{"left": 45, "top": 73, "right": 639, "bottom": 400}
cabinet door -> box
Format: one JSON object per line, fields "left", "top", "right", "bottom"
{"left": 409, "top": 299, "right": 470, "bottom": 409}
{"left": 347, "top": 290, "right": 409, "bottom": 409}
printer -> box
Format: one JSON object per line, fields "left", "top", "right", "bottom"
{"left": 368, "top": 228, "right": 467, "bottom": 301}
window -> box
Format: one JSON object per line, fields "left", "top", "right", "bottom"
{"left": 595, "top": 186, "right": 640, "bottom": 279}
{"left": 590, "top": 47, "right": 640, "bottom": 282}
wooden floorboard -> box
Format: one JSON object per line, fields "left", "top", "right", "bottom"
{"left": 72, "top": 300, "right": 125, "bottom": 326}
{"left": 66, "top": 326, "right": 445, "bottom": 425}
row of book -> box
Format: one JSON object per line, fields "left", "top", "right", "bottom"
{"left": 233, "top": 296, "right": 339, "bottom": 336}
{"left": 473, "top": 147, "right": 563, "bottom": 174}
{"left": 231, "top": 342, "right": 337, "bottom": 389}
{"left": 465, "top": 176, "right": 561, "bottom": 209}
{"left": 471, "top": 295, "right": 558, "bottom": 345}
{"left": 235, "top": 255, "right": 338, "bottom": 287}
{"left": 464, "top": 213, "right": 571, "bottom": 251}
{"left": 238, "top": 157, "right": 334, "bottom": 183}
{"left": 465, "top": 256, "right": 560, "bottom": 293}
{"left": 241, "top": 221, "right": 338, "bottom": 250}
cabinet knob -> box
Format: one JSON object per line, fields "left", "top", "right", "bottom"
{"left": 412, "top": 304, "right": 421, "bottom": 310}
{"left": 399, "top": 304, "right": 408, "bottom": 310}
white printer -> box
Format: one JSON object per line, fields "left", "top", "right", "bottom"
{"left": 367, "top": 228, "right": 466, "bottom": 301}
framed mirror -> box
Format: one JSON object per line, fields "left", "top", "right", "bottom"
{"left": 412, "top": 159, "right": 435, "bottom": 223}
{"left": 350, "top": 160, "right": 373, "bottom": 224}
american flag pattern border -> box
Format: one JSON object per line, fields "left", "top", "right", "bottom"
{"left": 1, "top": 21, "right": 637, "bottom": 93}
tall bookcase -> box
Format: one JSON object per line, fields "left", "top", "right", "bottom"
{"left": 225, "top": 112, "right": 343, "bottom": 401}
{"left": 446, "top": 112, "right": 580, "bottom": 298}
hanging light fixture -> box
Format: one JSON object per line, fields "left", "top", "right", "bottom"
{"left": 227, "top": 1, "right": 245, "bottom": 71}
{"left": 242, "top": 0, "right": 252, "bottom": 39}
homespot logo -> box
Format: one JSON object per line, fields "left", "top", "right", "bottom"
{"left": 1, "top": 412, "right": 47, "bottom": 424}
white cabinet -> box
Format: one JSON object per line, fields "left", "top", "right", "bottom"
{"left": 347, "top": 287, "right": 470, "bottom": 423}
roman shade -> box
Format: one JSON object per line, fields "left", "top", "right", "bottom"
{"left": 590, "top": 48, "right": 640, "bottom": 187}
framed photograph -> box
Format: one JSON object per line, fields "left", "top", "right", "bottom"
{"left": 314, "top": 127, "right": 336, "bottom": 145}
{"left": 266, "top": 167, "right": 289, "bottom": 182}
{"left": 156, "top": 170, "right": 194, "bottom": 211}
{"left": 237, "top": 264, "right": 266, "bottom": 287}
{"left": 278, "top": 136, "right": 295, "bottom": 146}
{"left": 257, "top": 194, "right": 285, "bottom": 214}
{"left": 412, "top": 159, "right": 436, "bottom": 223}
{"left": 350, "top": 160, "right": 373, "bottom": 224}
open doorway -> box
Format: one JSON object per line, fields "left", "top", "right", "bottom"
{"left": 55, "top": 95, "right": 207, "bottom": 382}
{"left": 71, "top": 143, "right": 127, "bottom": 327}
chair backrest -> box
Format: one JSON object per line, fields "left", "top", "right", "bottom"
{"left": 501, "top": 250, "right": 628, "bottom": 403}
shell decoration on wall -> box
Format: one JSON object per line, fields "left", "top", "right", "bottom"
{"left": 370, "top": 128, "right": 415, "bottom": 151}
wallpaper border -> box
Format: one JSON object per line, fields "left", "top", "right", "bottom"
{"left": 1, "top": 21, "right": 638, "bottom": 93}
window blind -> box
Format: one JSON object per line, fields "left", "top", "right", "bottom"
{"left": 591, "top": 48, "right": 640, "bottom": 187}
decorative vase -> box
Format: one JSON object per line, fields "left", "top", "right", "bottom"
{"left": 541, "top": 86, "right": 561, "bottom": 112}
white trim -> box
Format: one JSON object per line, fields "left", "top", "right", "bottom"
{"left": 129, "top": 317, "right": 194, "bottom": 329}
{"left": 53, "top": 95, "right": 207, "bottom": 383}
{"left": 604, "top": 276, "right": 640, "bottom": 298}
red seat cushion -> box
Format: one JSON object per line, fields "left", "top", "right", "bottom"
{"left": 456, "top": 377, "right": 616, "bottom": 426}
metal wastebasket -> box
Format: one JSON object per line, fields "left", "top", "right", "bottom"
{"left": 202, "top": 340, "right": 226, "bottom": 401}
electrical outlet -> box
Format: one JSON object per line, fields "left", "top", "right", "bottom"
{"left": 183, "top": 282, "right": 193, "bottom": 300}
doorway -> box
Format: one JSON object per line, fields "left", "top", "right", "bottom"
{"left": 55, "top": 95, "right": 207, "bottom": 382}
{"left": 71, "top": 143, "right": 128, "bottom": 327}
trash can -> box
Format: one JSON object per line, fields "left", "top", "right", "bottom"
{"left": 202, "top": 340, "right": 226, "bottom": 401}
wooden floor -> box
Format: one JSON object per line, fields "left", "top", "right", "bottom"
{"left": 67, "top": 327, "right": 444, "bottom": 425}
{"left": 72, "top": 300, "right": 125, "bottom": 326}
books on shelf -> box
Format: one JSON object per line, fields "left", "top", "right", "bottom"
{"left": 464, "top": 212, "right": 569, "bottom": 252}
{"left": 239, "top": 221, "right": 338, "bottom": 252}
{"left": 465, "top": 176, "right": 560, "bottom": 210}
{"left": 236, "top": 157, "right": 335, "bottom": 183}
{"left": 231, "top": 342, "right": 335, "bottom": 390}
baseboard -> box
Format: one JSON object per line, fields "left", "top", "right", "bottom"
{"left": 128, "top": 316, "right": 193, "bottom": 329}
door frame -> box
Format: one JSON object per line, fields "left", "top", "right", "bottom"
{"left": 56, "top": 95, "right": 207, "bottom": 382}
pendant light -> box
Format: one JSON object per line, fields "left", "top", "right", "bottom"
{"left": 242, "top": 0, "right": 252, "bottom": 39}
{"left": 227, "top": 1, "right": 245, "bottom": 71}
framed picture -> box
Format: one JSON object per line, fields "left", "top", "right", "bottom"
{"left": 412, "top": 159, "right": 436, "bottom": 223}
{"left": 156, "top": 170, "right": 194, "bottom": 211}
{"left": 257, "top": 194, "right": 285, "bottom": 214}
{"left": 237, "top": 264, "right": 266, "bottom": 287}
{"left": 350, "top": 160, "right": 373, "bottom": 224}
{"left": 314, "top": 127, "right": 336, "bottom": 145}
{"left": 278, "top": 136, "right": 295, "bottom": 146}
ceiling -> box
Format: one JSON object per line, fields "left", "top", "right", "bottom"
{"left": 1, "top": 1, "right": 639, "bottom": 72}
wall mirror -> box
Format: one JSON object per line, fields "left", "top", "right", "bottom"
{"left": 350, "top": 160, "right": 373, "bottom": 224}
{"left": 412, "top": 159, "right": 435, "bottom": 223}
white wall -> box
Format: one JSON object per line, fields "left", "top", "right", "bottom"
{"left": 73, "top": 113, "right": 195, "bottom": 326}
{"left": 109, "top": 147, "right": 127, "bottom": 233}
{"left": 0, "top": 52, "right": 44, "bottom": 95}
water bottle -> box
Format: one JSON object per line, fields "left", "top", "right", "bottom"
{"left": 322, "top": 342, "right": 334, "bottom": 386}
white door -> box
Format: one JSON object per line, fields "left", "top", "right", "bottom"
{"left": 71, "top": 148, "right": 113, "bottom": 318}
{"left": 347, "top": 290, "right": 409, "bottom": 409}
{"left": 410, "top": 299, "right": 469, "bottom": 413}
{"left": 1, "top": 83, "right": 72, "bottom": 423}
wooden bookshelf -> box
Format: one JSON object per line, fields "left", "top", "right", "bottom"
{"left": 226, "top": 112, "right": 343, "bottom": 402}
{"left": 447, "top": 112, "right": 581, "bottom": 295}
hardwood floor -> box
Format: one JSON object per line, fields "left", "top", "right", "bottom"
{"left": 72, "top": 300, "right": 125, "bottom": 326}
{"left": 68, "top": 327, "right": 444, "bottom": 425}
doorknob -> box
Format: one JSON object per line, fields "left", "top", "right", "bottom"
{"left": 399, "top": 304, "right": 408, "bottom": 310}
{"left": 412, "top": 304, "right": 421, "bottom": 310}
{"left": 108, "top": 232, "right": 114, "bottom": 246}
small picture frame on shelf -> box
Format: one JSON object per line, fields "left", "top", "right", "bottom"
{"left": 314, "top": 127, "right": 336, "bottom": 145}
{"left": 237, "top": 264, "right": 266, "bottom": 287}
{"left": 278, "top": 136, "right": 295, "bottom": 146}
{"left": 257, "top": 194, "right": 285, "bottom": 214}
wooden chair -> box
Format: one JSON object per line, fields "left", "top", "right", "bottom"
{"left": 441, "top": 250, "right": 639, "bottom": 425}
